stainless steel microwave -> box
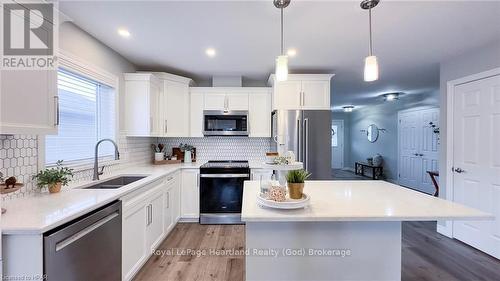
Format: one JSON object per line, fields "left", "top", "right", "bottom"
{"left": 203, "top": 110, "right": 249, "bottom": 136}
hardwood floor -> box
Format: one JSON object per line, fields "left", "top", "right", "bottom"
{"left": 134, "top": 222, "right": 500, "bottom": 281}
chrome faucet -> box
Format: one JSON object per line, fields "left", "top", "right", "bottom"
{"left": 93, "top": 139, "right": 120, "bottom": 181}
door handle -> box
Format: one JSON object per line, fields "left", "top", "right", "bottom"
{"left": 297, "top": 118, "right": 302, "bottom": 162}
{"left": 454, "top": 168, "right": 465, "bottom": 173}
{"left": 54, "top": 96, "right": 60, "bottom": 126}
{"left": 304, "top": 118, "right": 309, "bottom": 171}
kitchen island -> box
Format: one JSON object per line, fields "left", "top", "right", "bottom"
{"left": 241, "top": 180, "right": 492, "bottom": 281}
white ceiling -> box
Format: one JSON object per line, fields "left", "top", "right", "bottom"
{"left": 59, "top": 1, "right": 500, "bottom": 108}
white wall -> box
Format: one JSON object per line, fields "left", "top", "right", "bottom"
{"left": 438, "top": 40, "right": 500, "bottom": 202}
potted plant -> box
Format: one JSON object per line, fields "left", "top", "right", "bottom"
{"left": 179, "top": 143, "right": 194, "bottom": 163}
{"left": 33, "top": 160, "right": 74, "bottom": 193}
{"left": 285, "top": 169, "right": 311, "bottom": 199}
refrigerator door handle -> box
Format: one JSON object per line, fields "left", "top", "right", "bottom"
{"left": 297, "top": 118, "right": 302, "bottom": 162}
{"left": 304, "top": 118, "right": 309, "bottom": 171}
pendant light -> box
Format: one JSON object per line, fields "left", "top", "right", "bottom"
{"left": 274, "top": 0, "right": 290, "bottom": 82}
{"left": 361, "top": 0, "right": 380, "bottom": 82}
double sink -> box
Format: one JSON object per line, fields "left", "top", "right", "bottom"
{"left": 83, "top": 176, "right": 147, "bottom": 189}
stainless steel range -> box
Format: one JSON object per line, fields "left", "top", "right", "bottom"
{"left": 199, "top": 160, "right": 250, "bottom": 224}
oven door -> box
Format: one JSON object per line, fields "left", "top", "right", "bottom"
{"left": 203, "top": 110, "right": 248, "bottom": 136}
{"left": 200, "top": 173, "right": 249, "bottom": 213}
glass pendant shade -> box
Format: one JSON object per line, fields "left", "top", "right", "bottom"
{"left": 364, "top": 55, "right": 379, "bottom": 82}
{"left": 275, "top": 55, "right": 289, "bottom": 82}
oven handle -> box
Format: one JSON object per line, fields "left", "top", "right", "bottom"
{"left": 200, "top": 174, "right": 250, "bottom": 178}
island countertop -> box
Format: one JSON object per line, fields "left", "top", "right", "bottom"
{"left": 241, "top": 180, "right": 492, "bottom": 222}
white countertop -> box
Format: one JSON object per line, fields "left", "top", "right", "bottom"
{"left": 0, "top": 161, "right": 267, "bottom": 234}
{"left": 241, "top": 180, "right": 492, "bottom": 222}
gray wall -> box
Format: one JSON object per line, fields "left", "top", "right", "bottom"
{"left": 331, "top": 112, "right": 351, "bottom": 169}
{"left": 346, "top": 92, "right": 439, "bottom": 183}
{"left": 439, "top": 40, "right": 500, "bottom": 201}
{"left": 59, "top": 22, "right": 137, "bottom": 131}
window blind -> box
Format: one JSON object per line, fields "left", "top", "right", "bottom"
{"left": 45, "top": 69, "right": 116, "bottom": 166}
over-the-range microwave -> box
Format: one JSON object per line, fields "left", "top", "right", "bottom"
{"left": 203, "top": 110, "right": 249, "bottom": 136}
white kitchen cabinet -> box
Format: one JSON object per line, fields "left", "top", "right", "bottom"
{"left": 249, "top": 90, "right": 272, "bottom": 137}
{"left": 122, "top": 196, "right": 148, "bottom": 281}
{"left": 172, "top": 172, "right": 182, "bottom": 222}
{"left": 0, "top": 69, "right": 58, "bottom": 135}
{"left": 158, "top": 74, "right": 192, "bottom": 137}
{"left": 146, "top": 189, "right": 165, "bottom": 251}
{"left": 189, "top": 90, "right": 204, "bottom": 137}
{"left": 181, "top": 169, "right": 200, "bottom": 220}
{"left": 251, "top": 169, "right": 274, "bottom": 181}
{"left": 203, "top": 89, "right": 249, "bottom": 111}
{"left": 163, "top": 174, "right": 176, "bottom": 234}
{"left": 269, "top": 74, "right": 334, "bottom": 110}
{"left": 124, "top": 73, "right": 162, "bottom": 137}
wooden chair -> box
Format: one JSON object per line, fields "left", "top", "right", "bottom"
{"left": 427, "top": 171, "right": 439, "bottom": 197}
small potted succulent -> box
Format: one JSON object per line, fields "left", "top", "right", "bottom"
{"left": 33, "top": 160, "right": 74, "bottom": 193}
{"left": 285, "top": 169, "right": 311, "bottom": 199}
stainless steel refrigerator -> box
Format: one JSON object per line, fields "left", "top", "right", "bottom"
{"left": 271, "top": 110, "right": 332, "bottom": 180}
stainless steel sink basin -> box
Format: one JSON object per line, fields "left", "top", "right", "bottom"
{"left": 84, "top": 176, "right": 147, "bottom": 189}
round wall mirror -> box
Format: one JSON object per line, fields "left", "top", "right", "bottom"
{"left": 367, "top": 124, "right": 379, "bottom": 143}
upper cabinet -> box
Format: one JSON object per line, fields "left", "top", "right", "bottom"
{"left": 0, "top": 69, "right": 58, "bottom": 135}
{"left": 269, "top": 74, "right": 334, "bottom": 110}
{"left": 249, "top": 89, "right": 272, "bottom": 137}
{"left": 204, "top": 90, "right": 249, "bottom": 111}
{"left": 124, "top": 72, "right": 193, "bottom": 137}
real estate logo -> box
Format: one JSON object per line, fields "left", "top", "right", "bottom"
{"left": 1, "top": 1, "right": 58, "bottom": 69}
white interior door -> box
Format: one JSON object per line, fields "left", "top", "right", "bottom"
{"left": 452, "top": 74, "right": 500, "bottom": 259}
{"left": 331, "top": 120, "right": 344, "bottom": 169}
{"left": 398, "top": 108, "right": 439, "bottom": 194}
{"left": 399, "top": 111, "right": 421, "bottom": 189}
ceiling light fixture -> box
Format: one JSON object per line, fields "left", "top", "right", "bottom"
{"left": 274, "top": 0, "right": 291, "bottom": 82}
{"left": 117, "top": 28, "right": 131, "bottom": 38}
{"left": 205, "top": 48, "right": 216, "bottom": 57}
{"left": 343, "top": 105, "right": 355, "bottom": 112}
{"left": 382, "top": 92, "right": 400, "bottom": 101}
{"left": 287, "top": 48, "right": 297, "bottom": 57}
{"left": 361, "top": 0, "right": 380, "bottom": 82}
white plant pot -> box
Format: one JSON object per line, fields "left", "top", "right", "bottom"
{"left": 184, "top": 151, "right": 192, "bottom": 163}
{"left": 154, "top": 152, "right": 164, "bottom": 162}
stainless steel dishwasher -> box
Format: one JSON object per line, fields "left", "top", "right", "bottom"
{"left": 43, "top": 201, "right": 122, "bottom": 281}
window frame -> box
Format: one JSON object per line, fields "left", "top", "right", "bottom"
{"left": 39, "top": 51, "right": 120, "bottom": 171}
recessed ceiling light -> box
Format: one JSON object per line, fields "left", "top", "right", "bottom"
{"left": 287, "top": 48, "right": 297, "bottom": 57}
{"left": 343, "top": 105, "right": 355, "bottom": 112}
{"left": 205, "top": 48, "right": 216, "bottom": 57}
{"left": 382, "top": 92, "right": 400, "bottom": 101}
{"left": 117, "top": 28, "right": 130, "bottom": 38}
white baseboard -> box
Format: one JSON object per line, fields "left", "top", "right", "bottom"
{"left": 437, "top": 222, "right": 453, "bottom": 238}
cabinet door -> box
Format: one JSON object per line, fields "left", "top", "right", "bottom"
{"left": 122, "top": 200, "right": 148, "bottom": 281}
{"left": 249, "top": 91, "right": 271, "bottom": 137}
{"left": 164, "top": 81, "right": 189, "bottom": 137}
{"left": 301, "top": 80, "right": 330, "bottom": 109}
{"left": 149, "top": 82, "right": 162, "bottom": 136}
{"left": 164, "top": 186, "right": 173, "bottom": 234}
{"left": 204, "top": 92, "right": 226, "bottom": 110}
{"left": 146, "top": 191, "right": 164, "bottom": 251}
{"left": 0, "top": 69, "right": 57, "bottom": 134}
{"left": 181, "top": 169, "right": 200, "bottom": 219}
{"left": 226, "top": 92, "right": 249, "bottom": 110}
{"left": 189, "top": 91, "right": 204, "bottom": 137}
{"left": 273, "top": 80, "right": 302, "bottom": 109}
{"left": 172, "top": 173, "right": 182, "bottom": 222}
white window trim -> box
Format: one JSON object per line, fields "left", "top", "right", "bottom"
{"left": 38, "top": 51, "right": 121, "bottom": 171}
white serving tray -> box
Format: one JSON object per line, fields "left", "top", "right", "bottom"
{"left": 256, "top": 193, "right": 310, "bottom": 209}
{"left": 261, "top": 162, "right": 303, "bottom": 171}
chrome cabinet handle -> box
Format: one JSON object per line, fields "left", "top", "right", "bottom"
{"left": 54, "top": 96, "right": 59, "bottom": 126}
{"left": 454, "top": 168, "right": 465, "bottom": 173}
{"left": 165, "top": 120, "right": 168, "bottom": 134}
{"left": 166, "top": 192, "right": 170, "bottom": 209}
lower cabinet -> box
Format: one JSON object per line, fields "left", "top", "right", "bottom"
{"left": 122, "top": 198, "right": 148, "bottom": 281}
{"left": 181, "top": 169, "right": 200, "bottom": 219}
{"left": 145, "top": 189, "right": 165, "bottom": 251}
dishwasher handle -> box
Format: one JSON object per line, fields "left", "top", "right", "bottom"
{"left": 55, "top": 211, "right": 120, "bottom": 252}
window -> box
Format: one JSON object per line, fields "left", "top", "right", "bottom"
{"left": 45, "top": 69, "right": 116, "bottom": 166}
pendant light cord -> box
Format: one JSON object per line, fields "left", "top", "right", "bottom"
{"left": 368, "top": 7, "right": 373, "bottom": 56}
{"left": 281, "top": 7, "right": 284, "bottom": 55}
